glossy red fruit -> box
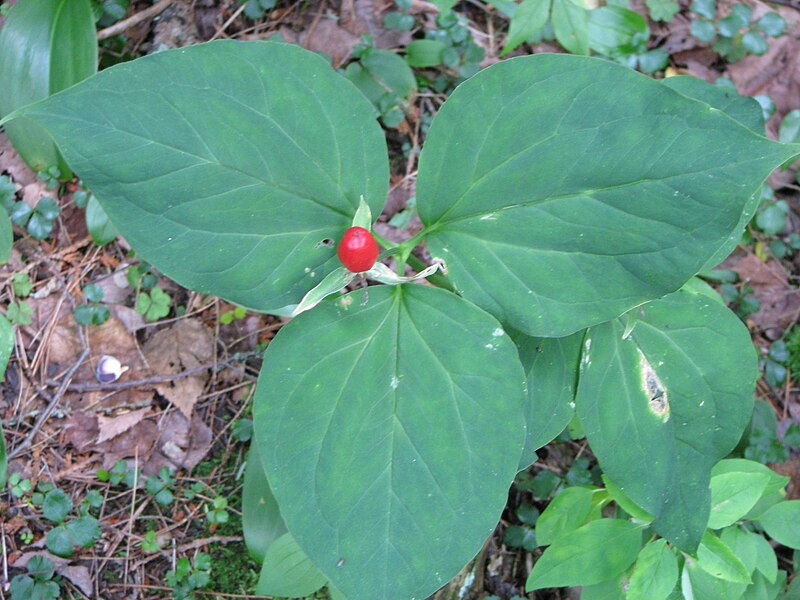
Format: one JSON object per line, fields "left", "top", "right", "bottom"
{"left": 337, "top": 226, "right": 379, "bottom": 272}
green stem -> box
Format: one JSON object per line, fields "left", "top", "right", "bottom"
{"left": 371, "top": 231, "right": 398, "bottom": 250}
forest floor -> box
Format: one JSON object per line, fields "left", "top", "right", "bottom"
{"left": 0, "top": 0, "right": 799, "bottom": 598}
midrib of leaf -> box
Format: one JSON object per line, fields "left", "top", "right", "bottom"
{"left": 426, "top": 150, "right": 791, "bottom": 234}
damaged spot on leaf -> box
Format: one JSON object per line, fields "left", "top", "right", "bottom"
{"left": 639, "top": 351, "right": 669, "bottom": 420}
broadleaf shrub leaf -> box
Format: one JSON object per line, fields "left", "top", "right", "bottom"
{"left": 707, "top": 471, "right": 769, "bottom": 529}
{"left": 0, "top": 210, "right": 11, "bottom": 264}
{"left": 755, "top": 500, "right": 800, "bottom": 550}
{"left": 627, "top": 539, "right": 678, "bottom": 600}
{"left": 535, "top": 486, "right": 596, "bottom": 547}
{"left": 526, "top": 519, "right": 642, "bottom": 590}
{"left": 11, "top": 40, "right": 389, "bottom": 312}
{"left": 242, "top": 443, "right": 287, "bottom": 563}
{"left": 256, "top": 533, "right": 327, "bottom": 597}
{"left": 501, "top": 0, "right": 551, "bottom": 55}
{"left": 255, "top": 284, "right": 526, "bottom": 600}
{"left": 0, "top": 0, "right": 97, "bottom": 174}
{"left": 416, "top": 54, "right": 798, "bottom": 336}
{"left": 576, "top": 288, "right": 757, "bottom": 550}
{"left": 512, "top": 329, "right": 582, "bottom": 469}
{"left": 696, "top": 531, "right": 751, "bottom": 583}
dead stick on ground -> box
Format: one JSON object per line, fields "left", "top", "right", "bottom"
{"left": 210, "top": 2, "right": 247, "bottom": 41}
{"left": 48, "top": 360, "right": 254, "bottom": 393}
{"left": 97, "top": 0, "right": 174, "bottom": 41}
{"left": 10, "top": 345, "right": 89, "bottom": 459}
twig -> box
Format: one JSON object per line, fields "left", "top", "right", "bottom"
{"left": 9, "top": 345, "right": 89, "bottom": 459}
{"left": 176, "top": 535, "right": 242, "bottom": 553}
{"left": 209, "top": 2, "right": 247, "bottom": 41}
{"left": 97, "top": 0, "right": 174, "bottom": 41}
{"left": 2, "top": 522, "right": 8, "bottom": 586}
{"left": 301, "top": 0, "right": 326, "bottom": 49}
{"left": 123, "top": 450, "right": 140, "bottom": 587}
{"left": 47, "top": 360, "right": 252, "bottom": 393}
{"left": 764, "top": 0, "right": 800, "bottom": 9}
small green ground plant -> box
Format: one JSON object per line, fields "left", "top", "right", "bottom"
{"left": 2, "top": 37, "right": 800, "bottom": 600}
{"left": 690, "top": 0, "right": 786, "bottom": 62}
{"left": 523, "top": 458, "right": 797, "bottom": 598}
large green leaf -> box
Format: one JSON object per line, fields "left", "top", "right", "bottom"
{"left": 661, "top": 76, "right": 764, "bottom": 134}
{"left": 255, "top": 533, "right": 327, "bottom": 597}
{"left": 755, "top": 501, "right": 800, "bottom": 550}
{"left": 697, "top": 531, "right": 751, "bottom": 583}
{"left": 254, "top": 284, "right": 526, "bottom": 600}
{"left": 0, "top": 313, "right": 12, "bottom": 383}
{"left": 512, "top": 329, "right": 582, "bottom": 468}
{"left": 708, "top": 471, "right": 770, "bottom": 529}
{"left": 627, "top": 539, "right": 678, "bottom": 600}
{"left": 242, "top": 443, "right": 286, "bottom": 563}
{"left": 416, "top": 54, "right": 799, "bottom": 336}
{"left": 552, "top": 0, "right": 589, "bottom": 55}
{"left": 526, "top": 519, "right": 643, "bottom": 590}
{"left": 535, "top": 486, "right": 597, "bottom": 547}
{"left": 501, "top": 0, "right": 552, "bottom": 55}
{"left": 8, "top": 41, "right": 389, "bottom": 312}
{"left": 575, "top": 288, "right": 757, "bottom": 550}
{"left": 0, "top": 210, "right": 11, "bottom": 264}
{"left": 661, "top": 76, "right": 767, "bottom": 271}
{"left": 0, "top": 0, "right": 96, "bottom": 174}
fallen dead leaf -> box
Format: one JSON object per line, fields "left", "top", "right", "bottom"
{"left": 729, "top": 252, "right": 800, "bottom": 335}
{"left": 96, "top": 407, "right": 153, "bottom": 444}
{"left": 148, "top": 411, "right": 213, "bottom": 474}
{"left": 0, "top": 132, "right": 37, "bottom": 188}
{"left": 143, "top": 318, "right": 213, "bottom": 419}
{"left": 61, "top": 565, "right": 94, "bottom": 597}
{"left": 62, "top": 412, "right": 100, "bottom": 453}
{"left": 101, "top": 418, "right": 161, "bottom": 470}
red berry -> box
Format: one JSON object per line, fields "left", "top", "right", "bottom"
{"left": 337, "top": 227, "right": 379, "bottom": 272}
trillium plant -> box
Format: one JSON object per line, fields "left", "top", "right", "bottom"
{"left": 3, "top": 41, "right": 800, "bottom": 599}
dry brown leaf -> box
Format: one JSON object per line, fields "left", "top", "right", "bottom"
{"left": 13, "top": 551, "right": 71, "bottom": 569}
{"left": 0, "top": 132, "right": 37, "bottom": 188}
{"left": 62, "top": 412, "right": 100, "bottom": 452}
{"left": 96, "top": 407, "right": 153, "bottom": 444}
{"left": 61, "top": 565, "right": 94, "bottom": 597}
{"left": 77, "top": 316, "right": 151, "bottom": 413}
{"left": 101, "top": 418, "right": 160, "bottom": 469}
{"left": 729, "top": 252, "right": 800, "bottom": 334}
{"left": 143, "top": 318, "right": 213, "bottom": 419}
{"left": 147, "top": 411, "right": 213, "bottom": 474}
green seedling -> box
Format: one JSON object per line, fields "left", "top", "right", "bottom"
{"left": 206, "top": 496, "right": 230, "bottom": 525}
{"left": 10, "top": 555, "right": 60, "bottom": 600}
{"left": 690, "top": 0, "right": 786, "bottom": 62}
{"left": 135, "top": 286, "right": 171, "bottom": 321}
{"left": 42, "top": 487, "right": 101, "bottom": 558}
{"left": 73, "top": 283, "right": 110, "bottom": 326}
{"left": 167, "top": 553, "right": 212, "bottom": 600}
{"left": 9, "top": 472, "right": 32, "bottom": 498}
{"left": 145, "top": 466, "right": 175, "bottom": 506}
